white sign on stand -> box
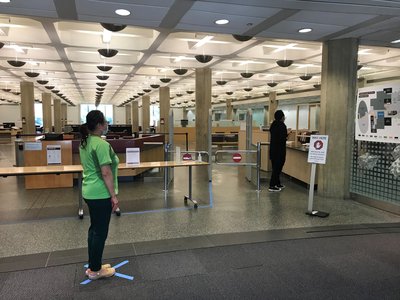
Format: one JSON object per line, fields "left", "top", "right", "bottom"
{"left": 307, "top": 135, "right": 329, "bottom": 164}
{"left": 306, "top": 135, "right": 329, "bottom": 218}
{"left": 46, "top": 145, "right": 62, "bottom": 165}
{"left": 126, "top": 148, "right": 140, "bottom": 165}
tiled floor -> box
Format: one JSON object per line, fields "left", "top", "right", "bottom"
{"left": 0, "top": 139, "right": 400, "bottom": 259}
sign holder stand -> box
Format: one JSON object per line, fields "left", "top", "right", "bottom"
{"left": 306, "top": 135, "right": 330, "bottom": 218}
{"left": 306, "top": 163, "right": 329, "bottom": 218}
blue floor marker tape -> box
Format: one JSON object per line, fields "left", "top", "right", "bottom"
{"left": 80, "top": 260, "right": 134, "bottom": 285}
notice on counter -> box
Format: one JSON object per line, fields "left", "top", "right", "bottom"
{"left": 46, "top": 145, "right": 61, "bottom": 165}
{"left": 126, "top": 148, "right": 140, "bottom": 164}
{"left": 25, "top": 142, "right": 42, "bottom": 151}
{"left": 307, "top": 135, "right": 329, "bottom": 164}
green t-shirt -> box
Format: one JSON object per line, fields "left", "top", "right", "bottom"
{"left": 79, "top": 135, "right": 119, "bottom": 199}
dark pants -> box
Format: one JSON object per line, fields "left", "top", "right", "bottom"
{"left": 84, "top": 198, "right": 112, "bottom": 272}
{"left": 269, "top": 157, "right": 285, "bottom": 188}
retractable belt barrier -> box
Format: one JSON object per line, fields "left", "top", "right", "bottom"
{"left": 215, "top": 142, "right": 262, "bottom": 191}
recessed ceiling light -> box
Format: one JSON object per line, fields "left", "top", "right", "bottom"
{"left": 215, "top": 19, "right": 229, "bottom": 25}
{"left": 115, "top": 9, "right": 130, "bottom": 16}
{"left": 298, "top": 28, "right": 312, "bottom": 33}
{"left": 0, "top": 0, "right": 11, "bottom": 3}
{"left": 391, "top": 39, "right": 400, "bottom": 44}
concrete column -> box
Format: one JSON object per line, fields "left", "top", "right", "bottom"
{"left": 142, "top": 95, "right": 150, "bottom": 132}
{"left": 268, "top": 92, "right": 277, "bottom": 125}
{"left": 182, "top": 108, "right": 188, "bottom": 119}
{"left": 318, "top": 38, "right": 358, "bottom": 199}
{"left": 263, "top": 105, "right": 268, "bottom": 126}
{"left": 195, "top": 68, "right": 211, "bottom": 151}
{"left": 20, "top": 81, "right": 35, "bottom": 134}
{"left": 61, "top": 103, "right": 67, "bottom": 128}
{"left": 53, "top": 98, "right": 62, "bottom": 133}
{"left": 42, "top": 93, "right": 52, "bottom": 133}
{"left": 125, "top": 105, "right": 131, "bottom": 124}
{"left": 233, "top": 108, "right": 237, "bottom": 121}
{"left": 159, "top": 86, "right": 170, "bottom": 134}
{"left": 131, "top": 102, "right": 139, "bottom": 134}
{"left": 226, "top": 98, "right": 232, "bottom": 120}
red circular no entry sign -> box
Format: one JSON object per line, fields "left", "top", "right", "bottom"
{"left": 232, "top": 153, "right": 242, "bottom": 163}
{"left": 182, "top": 153, "right": 193, "bottom": 161}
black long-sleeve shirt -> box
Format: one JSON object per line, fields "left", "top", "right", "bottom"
{"left": 269, "top": 120, "right": 287, "bottom": 160}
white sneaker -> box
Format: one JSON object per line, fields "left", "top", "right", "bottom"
{"left": 268, "top": 186, "right": 281, "bottom": 192}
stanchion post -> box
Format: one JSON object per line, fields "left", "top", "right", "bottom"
{"left": 185, "top": 132, "right": 188, "bottom": 151}
{"left": 307, "top": 163, "right": 317, "bottom": 213}
{"left": 164, "top": 143, "right": 169, "bottom": 191}
{"left": 257, "top": 142, "right": 261, "bottom": 191}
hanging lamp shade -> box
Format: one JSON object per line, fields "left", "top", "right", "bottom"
{"left": 2, "top": 88, "right": 10, "bottom": 92}
{"left": 133, "top": 95, "right": 139, "bottom": 98}
{"left": 150, "top": 84, "right": 160, "bottom": 89}
{"left": 96, "top": 75, "right": 109, "bottom": 80}
{"left": 52, "top": 90, "right": 60, "bottom": 93}
{"left": 160, "top": 77, "right": 171, "bottom": 83}
{"left": 313, "top": 84, "right": 321, "bottom": 89}
{"left": 137, "top": 92, "right": 145, "bottom": 96}
{"left": 143, "top": 89, "right": 151, "bottom": 93}
{"left": 263, "top": 92, "right": 269, "bottom": 97}
{"left": 96, "top": 87, "right": 105, "bottom": 91}
{"left": 285, "top": 88, "right": 293, "bottom": 93}
{"left": 25, "top": 71, "right": 40, "bottom": 78}
{"left": 216, "top": 80, "right": 227, "bottom": 85}
{"left": 7, "top": 60, "right": 26, "bottom": 67}
{"left": 299, "top": 75, "right": 312, "bottom": 81}
{"left": 57, "top": 93, "right": 63, "bottom": 97}
{"left": 232, "top": 34, "right": 253, "bottom": 42}
{"left": 0, "top": 42, "right": 4, "bottom": 49}
{"left": 97, "top": 65, "right": 113, "bottom": 72}
{"left": 240, "top": 72, "right": 254, "bottom": 79}
{"left": 37, "top": 80, "right": 48, "bottom": 85}
{"left": 186, "top": 90, "right": 194, "bottom": 94}
{"left": 276, "top": 60, "right": 294, "bottom": 67}
{"left": 226, "top": 91, "right": 233, "bottom": 95}
{"left": 173, "top": 68, "right": 188, "bottom": 75}
{"left": 357, "top": 64, "right": 363, "bottom": 71}
{"left": 98, "top": 48, "right": 118, "bottom": 58}
{"left": 267, "top": 82, "right": 278, "bottom": 87}
{"left": 243, "top": 87, "right": 253, "bottom": 92}
{"left": 96, "top": 82, "right": 107, "bottom": 87}
{"left": 195, "top": 55, "right": 213, "bottom": 63}
{"left": 100, "top": 23, "right": 127, "bottom": 32}
{"left": 96, "top": 91, "right": 104, "bottom": 94}
{"left": 212, "top": 95, "right": 218, "bottom": 98}
{"left": 176, "top": 93, "right": 183, "bottom": 97}
{"left": 45, "top": 86, "right": 55, "bottom": 90}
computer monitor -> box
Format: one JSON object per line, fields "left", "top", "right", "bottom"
{"left": 180, "top": 119, "right": 188, "bottom": 127}
{"left": 44, "top": 133, "right": 64, "bottom": 140}
{"left": 3, "top": 122, "right": 15, "bottom": 129}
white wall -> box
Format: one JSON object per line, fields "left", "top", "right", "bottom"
{"left": 67, "top": 105, "right": 80, "bottom": 124}
{"left": 0, "top": 105, "right": 20, "bottom": 123}
{"left": 113, "top": 106, "right": 126, "bottom": 124}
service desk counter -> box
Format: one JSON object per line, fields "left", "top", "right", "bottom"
{"left": 283, "top": 145, "right": 317, "bottom": 185}
{"left": 72, "top": 134, "right": 165, "bottom": 177}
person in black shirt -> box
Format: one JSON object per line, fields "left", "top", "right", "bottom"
{"left": 269, "top": 110, "right": 287, "bottom": 192}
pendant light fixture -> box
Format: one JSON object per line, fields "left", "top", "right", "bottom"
{"left": 97, "top": 65, "right": 113, "bottom": 72}
{"left": 98, "top": 48, "right": 118, "bottom": 58}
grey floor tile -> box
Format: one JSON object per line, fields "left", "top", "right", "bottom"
{"left": 46, "top": 247, "right": 87, "bottom": 267}
{"left": 137, "top": 251, "right": 206, "bottom": 281}
{"left": 134, "top": 236, "right": 213, "bottom": 255}
{"left": 0, "top": 252, "right": 49, "bottom": 272}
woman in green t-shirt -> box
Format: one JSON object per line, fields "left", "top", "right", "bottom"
{"left": 79, "top": 110, "right": 119, "bottom": 280}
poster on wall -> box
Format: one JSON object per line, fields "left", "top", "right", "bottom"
{"left": 356, "top": 84, "right": 400, "bottom": 143}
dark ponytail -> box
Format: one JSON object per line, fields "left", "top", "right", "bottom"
{"left": 80, "top": 123, "right": 89, "bottom": 148}
{"left": 80, "top": 110, "right": 106, "bottom": 149}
